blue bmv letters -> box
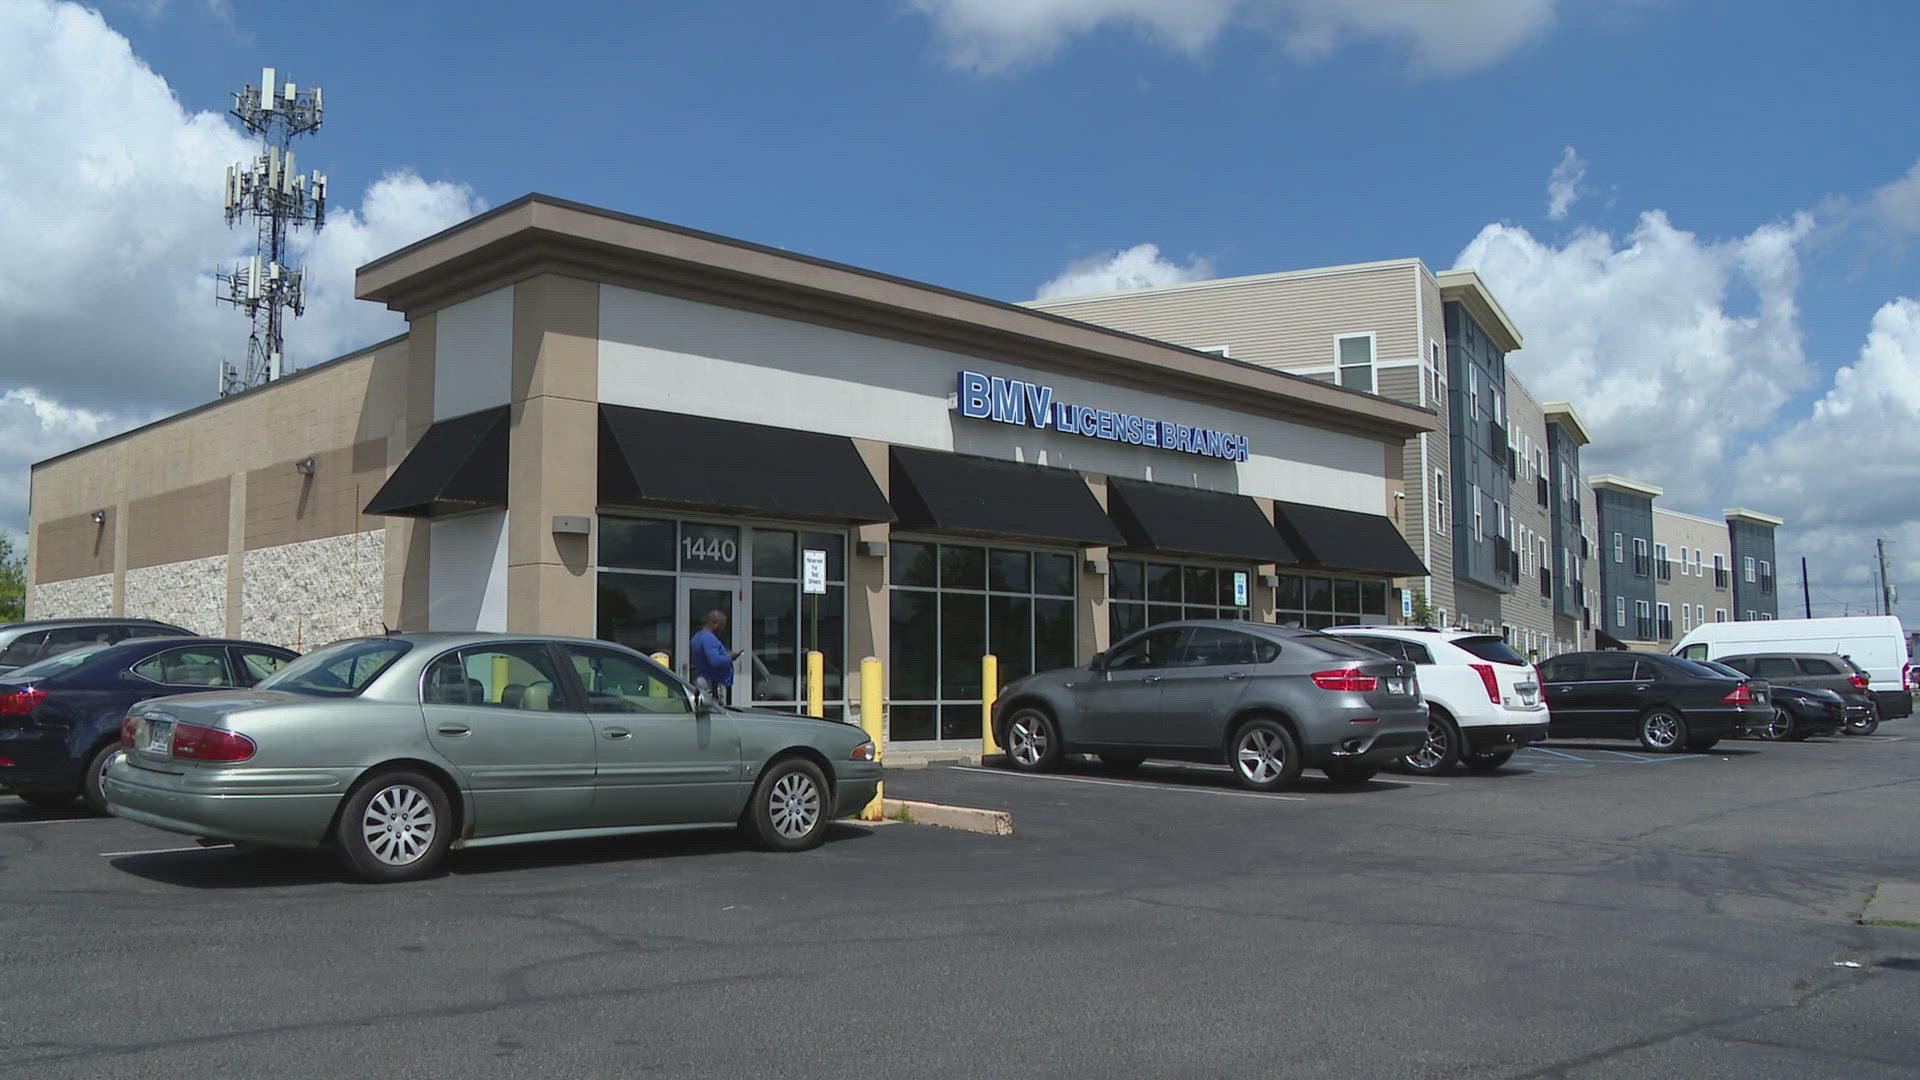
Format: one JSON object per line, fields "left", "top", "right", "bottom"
{"left": 953, "top": 370, "right": 1249, "bottom": 462}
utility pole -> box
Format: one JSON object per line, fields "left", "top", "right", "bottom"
{"left": 1877, "top": 539, "right": 1893, "bottom": 616}
{"left": 1801, "top": 557, "right": 1812, "bottom": 619}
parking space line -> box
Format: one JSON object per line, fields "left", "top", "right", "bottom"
{"left": 1525, "top": 747, "right": 1591, "bottom": 761}
{"left": 98, "top": 844, "right": 227, "bottom": 857}
{"left": 0, "top": 817, "right": 94, "bottom": 827}
{"left": 1597, "top": 749, "right": 1656, "bottom": 761}
{"left": 1389, "top": 778, "right": 1450, "bottom": 786}
{"left": 947, "top": 766, "right": 1308, "bottom": 801}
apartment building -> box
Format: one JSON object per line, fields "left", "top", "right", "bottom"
{"left": 1030, "top": 260, "right": 1541, "bottom": 635}
{"left": 1727, "top": 509, "right": 1784, "bottom": 621}
{"left": 1652, "top": 507, "right": 1734, "bottom": 645}
{"left": 1592, "top": 476, "right": 1663, "bottom": 646}
{"left": 1542, "top": 403, "right": 1591, "bottom": 655}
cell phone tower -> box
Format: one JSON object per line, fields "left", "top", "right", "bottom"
{"left": 215, "top": 67, "right": 328, "bottom": 397}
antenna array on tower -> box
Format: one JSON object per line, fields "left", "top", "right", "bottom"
{"left": 214, "top": 66, "right": 327, "bottom": 397}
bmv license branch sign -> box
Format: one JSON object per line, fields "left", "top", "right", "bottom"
{"left": 954, "top": 371, "right": 1250, "bottom": 462}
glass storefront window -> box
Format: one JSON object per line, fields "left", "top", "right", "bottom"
{"left": 1108, "top": 558, "right": 1252, "bottom": 643}
{"left": 1274, "top": 572, "right": 1393, "bottom": 629}
{"left": 888, "top": 539, "right": 1077, "bottom": 742}
{"left": 597, "top": 515, "right": 845, "bottom": 716}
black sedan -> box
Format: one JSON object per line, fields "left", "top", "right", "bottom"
{"left": 1697, "top": 659, "right": 1843, "bottom": 740}
{"left": 1537, "top": 651, "right": 1770, "bottom": 753}
{"left": 0, "top": 637, "right": 297, "bottom": 813}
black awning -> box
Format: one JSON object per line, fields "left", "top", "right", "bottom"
{"left": 1105, "top": 477, "right": 1297, "bottom": 564}
{"left": 890, "top": 447, "right": 1123, "bottom": 547}
{"left": 599, "top": 405, "right": 895, "bottom": 523}
{"left": 363, "top": 405, "right": 510, "bottom": 518}
{"left": 1270, "top": 500, "right": 1429, "bottom": 577}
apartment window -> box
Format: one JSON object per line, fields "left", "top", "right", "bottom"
{"left": 1759, "top": 560, "right": 1772, "bottom": 592}
{"left": 1613, "top": 532, "right": 1624, "bottom": 563}
{"left": 1636, "top": 599, "right": 1653, "bottom": 640}
{"left": 1715, "top": 608, "right": 1727, "bottom": 623}
{"left": 1469, "top": 367, "right": 1479, "bottom": 419}
{"left": 1433, "top": 469, "right": 1447, "bottom": 534}
{"left": 1695, "top": 604, "right": 1705, "bottom": 627}
{"left": 1682, "top": 605, "right": 1693, "bottom": 633}
{"left": 1336, "top": 333, "right": 1375, "bottom": 393}
{"left": 1745, "top": 556, "right": 1756, "bottom": 583}
{"left": 1693, "top": 548, "right": 1703, "bottom": 575}
{"left": 1679, "top": 548, "right": 1689, "bottom": 576}
{"left": 1431, "top": 342, "right": 1445, "bottom": 385}
{"left": 1616, "top": 595, "right": 1626, "bottom": 628}
{"left": 1745, "top": 609, "right": 1756, "bottom": 621}
{"left": 1762, "top": 612, "right": 1774, "bottom": 620}
{"left": 1497, "top": 503, "right": 1508, "bottom": 540}
{"left": 1472, "top": 484, "right": 1484, "bottom": 541}
{"left": 1713, "top": 554, "right": 1726, "bottom": 587}
{"left": 1633, "top": 537, "right": 1650, "bottom": 577}
{"left": 1656, "top": 602, "right": 1672, "bottom": 640}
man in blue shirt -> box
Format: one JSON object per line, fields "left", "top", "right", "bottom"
{"left": 690, "top": 610, "right": 741, "bottom": 705}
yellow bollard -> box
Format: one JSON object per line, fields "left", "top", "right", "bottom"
{"left": 806, "top": 650, "right": 824, "bottom": 718}
{"left": 859, "top": 656, "right": 885, "bottom": 821}
{"left": 490, "top": 654, "right": 509, "bottom": 705}
{"left": 981, "top": 653, "right": 1001, "bottom": 757}
{"left": 649, "top": 652, "right": 672, "bottom": 698}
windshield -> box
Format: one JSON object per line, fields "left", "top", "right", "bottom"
{"left": 1452, "top": 635, "right": 1529, "bottom": 666}
{"left": 1669, "top": 656, "right": 1736, "bottom": 680}
{"left": 259, "top": 639, "right": 411, "bottom": 697}
{"left": 6, "top": 642, "right": 115, "bottom": 680}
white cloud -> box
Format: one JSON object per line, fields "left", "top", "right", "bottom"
{"left": 1865, "top": 156, "right": 1920, "bottom": 236}
{"left": 0, "top": 0, "right": 483, "bottom": 542}
{"left": 1034, "top": 243, "right": 1214, "bottom": 301}
{"left": 905, "top": 0, "right": 1558, "bottom": 75}
{"left": 1546, "top": 145, "right": 1584, "bottom": 221}
{"left": 1454, "top": 210, "right": 1816, "bottom": 510}
{"left": 1739, "top": 298, "right": 1920, "bottom": 614}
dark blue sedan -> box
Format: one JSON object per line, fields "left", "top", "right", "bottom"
{"left": 0, "top": 637, "right": 298, "bottom": 813}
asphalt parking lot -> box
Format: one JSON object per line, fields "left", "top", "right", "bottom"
{"left": 4, "top": 732, "right": 1918, "bottom": 1079}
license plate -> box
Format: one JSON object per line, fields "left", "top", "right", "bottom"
{"left": 1386, "top": 677, "right": 1408, "bottom": 696}
{"left": 1518, "top": 683, "right": 1539, "bottom": 705}
{"left": 144, "top": 719, "right": 173, "bottom": 753}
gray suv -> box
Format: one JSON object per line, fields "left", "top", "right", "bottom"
{"left": 990, "top": 620, "right": 1425, "bottom": 791}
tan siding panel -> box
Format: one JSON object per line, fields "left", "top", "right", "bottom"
{"left": 126, "top": 479, "right": 231, "bottom": 570}
{"left": 34, "top": 512, "right": 114, "bottom": 584}
{"left": 1037, "top": 263, "right": 1423, "bottom": 372}
{"left": 245, "top": 438, "right": 391, "bottom": 549}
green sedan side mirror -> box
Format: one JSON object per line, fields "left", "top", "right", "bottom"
{"left": 693, "top": 686, "right": 717, "bottom": 717}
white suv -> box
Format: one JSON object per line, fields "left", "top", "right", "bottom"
{"left": 1323, "top": 626, "right": 1548, "bottom": 774}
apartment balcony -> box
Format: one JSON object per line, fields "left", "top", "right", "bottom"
{"left": 1761, "top": 573, "right": 1775, "bottom": 595}
{"left": 1658, "top": 618, "right": 1673, "bottom": 641}
{"left": 1539, "top": 568, "right": 1553, "bottom": 599}
{"left": 1656, "top": 560, "right": 1672, "bottom": 582}
{"left": 1536, "top": 474, "right": 1549, "bottom": 508}
{"left": 1715, "top": 569, "right": 1729, "bottom": 589}
{"left": 1582, "top": 607, "right": 1591, "bottom": 630}
{"left": 1635, "top": 555, "right": 1652, "bottom": 578}
{"left": 1580, "top": 535, "right": 1590, "bottom": 560}
{"left": 1636, "top": 617, "right": 1654, "bottom": 640}
{"left": 1570, "top": 500, "right": 1583, "bottom": 525}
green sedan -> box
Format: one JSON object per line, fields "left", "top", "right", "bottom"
{"left": 102, "top": 633, "right": 880, "bottom": 882}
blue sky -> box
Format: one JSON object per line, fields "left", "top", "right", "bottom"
{"left": 8, "top": 0, "right": 1920, "bottom": 615}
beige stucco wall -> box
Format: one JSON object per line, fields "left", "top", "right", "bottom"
{"left": 27, "top": 336, "right": 416, "bottom": 635}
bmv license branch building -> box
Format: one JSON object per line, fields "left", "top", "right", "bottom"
{"left": 27, "top": 196, "right": 1431, "bottom": 748}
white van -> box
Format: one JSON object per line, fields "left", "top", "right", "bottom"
{"left": 1672, "top": 616, "right": 1912, "bottom": 719}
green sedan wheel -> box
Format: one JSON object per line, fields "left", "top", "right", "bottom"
{"left": 335, "top": 770, "right": 453, "bottom": 883}
{"left": 746, "top": 757, "right": 831, "bottom": 852}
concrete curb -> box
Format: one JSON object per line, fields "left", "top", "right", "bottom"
{"left": 1860, "top": 882, "right": 1920, "bottom": 927}
{"left": 881, "top": 798, "right": 1014, "bottom": 837}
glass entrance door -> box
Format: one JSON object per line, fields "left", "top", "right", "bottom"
{"left": 681, "top": 577, "right": 745, "bottom": 703}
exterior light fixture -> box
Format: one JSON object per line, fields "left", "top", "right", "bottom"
{"left": 295, "top": 457, "right": 316, "bottom": 476}
{"left": 91, "top": 510, "right": 106, "bottom": 526}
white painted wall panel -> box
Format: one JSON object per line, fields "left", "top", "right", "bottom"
{"left": 598, "top": 285, "right": 1390, "bottom": 513}
{"left": 428, "top": 511, "right": 508, "bottom": 632}
{"left": 432, "top": 286, "right": 514, "bottom": 422}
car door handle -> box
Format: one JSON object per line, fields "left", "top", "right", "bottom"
{"left": 603, "top": 728, "right": 632, "bottom": 740}
{"left": 436, "top": 723, "right": 471, "bottom": 737}
{"left": 1144, "top": 675, "right": 1162, "bottom": 683}
{"left": 1225, "top": 672, "right": 1248, "bottom": 681}
{"left": 1634, "top": 685, "right": 1649, "bottom": 691}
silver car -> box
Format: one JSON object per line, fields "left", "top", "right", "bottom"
{"left": 990, "top": 620, "right": 1425, "bottom": 791}
{"left": 102, "top": 633, "right": 881, "bottom": 882}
